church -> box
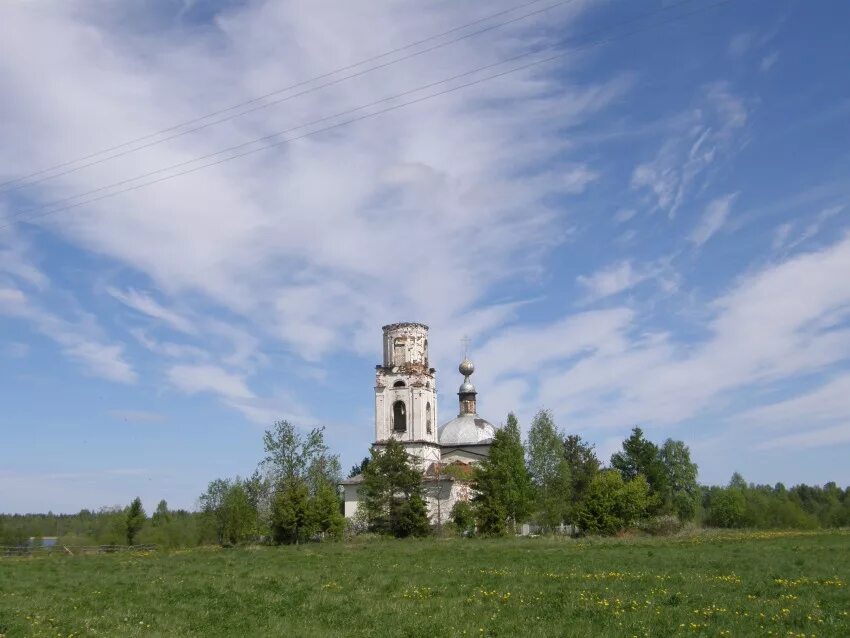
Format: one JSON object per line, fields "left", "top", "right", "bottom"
{"left": 340, "top": 322, "right": 497, "bottom": 525}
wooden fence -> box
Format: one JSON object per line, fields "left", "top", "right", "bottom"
{"left": 1, "top": 544, "right": 157, "bottom": 557}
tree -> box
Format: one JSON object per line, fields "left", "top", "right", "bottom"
{"left": 563, "top": 434, "right": 600, "bottom": 524}
{"left": 392, "top": 491, "right": 431, "bottom": 538}
{"left": 198, "top": 478, "right": 259, "bottom": 545}
{"left": 199, "top": 478, "right": 233, "bottom": 545}
{"left": 526, "top": 409, "right": 571, "bottom": 531}
{"left": 271, "top": 482, "right": 311, "bottom": 544}
{"left": 151, "top": 500, "right": 171, "bottom": 527}
{"left": 125, "top": 497, "right": 146, "bottom": 545}
{"left": 659, "top": 439, "right": 699, "bottom": 521}
{"left": 729, "top": 472, "right": 748, "bottom": 490}
{"left": 450, "top": 501, "right": 475, "bottom": 536}
{"left": 262, "top": 420, "right": 340, "bottom": 494}
{"left": 359, "top": 438, "right": 430, "bottom": 537}
{"left": 704, "top": 487, "right": 746, "bottom": 528}
{"left": 310, "top": 480, "right": 345, "bottom": 540}
{"left": 611, "top": 427, "right": 668, "bottom": 513}
{"left": 348, "top": 456, "right": 370, "bottom": 478}
{"left": 262, "top": 421, "right": 343, "bottom": 544}
{"left": 576, "top": 471, "right": 650, "bottom": 535}
{"left": 220, "top": 482, "right": 257, "bottom": 545}
{"left": 244, "top": 470, "right": 272, "bottom": 538}
{"left": 473, "top": 413, "right": 533, "bottom": 535}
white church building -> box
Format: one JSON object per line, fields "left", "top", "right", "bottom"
{"left": 340, "top": 322, "right": 497, "bottom": 525}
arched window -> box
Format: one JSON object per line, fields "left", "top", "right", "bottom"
{"left": 426, "top": 402, "right": 432, "bottom": 434}
{"left": 393, "top": 338, "right": 405, "bottom": 366}
{"left": 393, "top": 380, "right": 406, "bottom": 388}
{"left": 392, "top": 400, "right": 407, "bottom": 432}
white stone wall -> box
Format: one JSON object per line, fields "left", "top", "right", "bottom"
{"left": 382, "top": 323, "right": 429, "bottom": 368}
{"left": 423, "top": 479, "right": 474, "bottom": 526}
{"left": 343, "top": 484, "right": 361, "bottom": 519}
{"left": 374, "top": 372, "right": 438, "bottom": 444}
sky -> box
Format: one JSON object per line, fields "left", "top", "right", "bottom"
{"left": 1, "top": 0, "right": 849, "bottom": 514}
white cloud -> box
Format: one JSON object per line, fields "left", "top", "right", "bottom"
{"left": 773, "top": 204, "right": 846, "bottom": 252}
{"left": 106, "top": 286, "right": 195, "bottom": 334}
{"left": 727, "top": 32, "right": 753, "bottom": 57}
{"left": 468, "top": 233, "right": 850, "bottom": 434}
{"left": 0, "top": 285, "right": 136, "bottom": 383}
{"left": 760, "top": 51, "right": 779, "bottom": 72}
{"left": 576, "top": 259, "right": 677, "bottom": 302}
{"left": 577, "top": 261, "right": 652, "bottom": 301}
{"left": 613, "top": 208, "right": 637, "bottom": 224}
{"left": 0, "top": 0, "right": 625, "bottom": 370}
{"left": 759, "top": 424, "right": 850, "bottom": 450}
{"left": 689, "top": 193, "right": 736, "bottom": 247}
{"left": 744, "top": 375, "right": 850, "bottom": 432}
{"left": 631, "top": 84, "right": 747, "bottom": 217}
{"left": 167, "top": 364, "right": 254, "bottom": 400}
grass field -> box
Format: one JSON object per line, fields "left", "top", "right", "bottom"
{"left": 1, "top": 530, "right": 848, "bottom": 637}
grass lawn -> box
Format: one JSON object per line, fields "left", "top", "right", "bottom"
{"left": 1, "top": 530, "right": 848, "bottom": 637}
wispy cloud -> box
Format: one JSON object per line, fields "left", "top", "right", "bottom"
{"left": 631, "top": 84, "right": 747, "bottom": 218}
{"left": 689, "top": 193, "right": 737, "bottom": 247}
{"left": 0, "top": 285, "right": 136, "bottom": 383}
{"left": 106, "top": 286, "right": 196, "bottom": 334}
{"left": 473, "top": 232, "right": 850, "bottom": 434}
{"left": 167, "top": 364, "right": 254, "bottom": 400}
{"left": 0, "top": 0, "right": 625, "bottom": 370}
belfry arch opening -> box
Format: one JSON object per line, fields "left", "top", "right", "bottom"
{"left": 393, "top": 380, "right": 406, "bottom": 388}
{"left": 392, "top": 400, "right": 407, "bottom": 432}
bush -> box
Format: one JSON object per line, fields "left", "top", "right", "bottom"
{"left": 450, "top": 501, "right": 475, "bottom": 536}
{"left": 576, "top": 471, "right": 650, "bottom": 536}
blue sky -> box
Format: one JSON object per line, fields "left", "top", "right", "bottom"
{"left": 1, "top": 0, "right": 849, "bottom": 513}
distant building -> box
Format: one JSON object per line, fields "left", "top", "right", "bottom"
{"left": 340, "top": 322, "right": 496, "bottom": 524}
{"left": 28, "top": 536, "right": 58, "bottom": 547}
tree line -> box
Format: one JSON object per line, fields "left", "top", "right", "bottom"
{"left": 3, "top": 413, "right": 850, "bottom": 546}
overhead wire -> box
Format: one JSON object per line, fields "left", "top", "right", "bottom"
{"left": 0, "top": 0, "right": 577, "bottom": 193}
{"left": 0, "top": 0, "right": 735, "bottom": 231}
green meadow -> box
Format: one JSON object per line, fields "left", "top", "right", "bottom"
{"left": 1, "top": 530, "right": 848, "bottom": 637}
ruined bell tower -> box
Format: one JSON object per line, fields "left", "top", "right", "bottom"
{"left": 373, "top": 322, "right": 440, "bottom": 466}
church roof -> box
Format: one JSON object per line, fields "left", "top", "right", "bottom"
{"left": 438, "top": 413, "right": 496, "bottom": 446}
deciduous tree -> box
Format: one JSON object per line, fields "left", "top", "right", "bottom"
{"left": 526, "top": 409, "right": 571, "bottom": 531}
{"left": 611, "top": 427, "right": 668, "bottom": 513}
{"left": 576, "top": 471, "right": 650, "bottom": 535}
{"left": 659, "top": 439, "right": 699, "bottom": 521}
{"left": 473, "top": 413, "right": 533, "bottom": 535}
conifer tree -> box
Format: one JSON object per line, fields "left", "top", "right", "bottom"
{"left": 563, "top": 434, "right": 600, "bottom": 524}
{"left": 125, "top": 497, "right": 146, "bottom": 545}
{"left": 271, "top": 482, "right": 310, "bottom": 544}
{"left": 611, "top": 427, "right": 668, "bottom": 514}
{"left": 310, "top": 480, "right": 345, "bottom": 540}
{"left": 360, "top": 438, "right": 430, "bottom": 537}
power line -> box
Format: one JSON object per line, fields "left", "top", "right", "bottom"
{"left": 0, "top": 0, "right": 576, "bottom": 193}
{"left": 0, "top": 0, "right": 734, "bottom": 231}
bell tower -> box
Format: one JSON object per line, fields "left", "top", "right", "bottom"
{"left": 374, "top": 322, "right": 439, "bottom": 466}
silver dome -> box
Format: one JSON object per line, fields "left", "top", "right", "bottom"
{"left": 438, "top": 413, "right": 496, "bottom": 446}
{"left": 458, "top": 358, "right": 475, "bottom": 376}
{"left": 459, "top": 379, "right": 476, "bottom": 394}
